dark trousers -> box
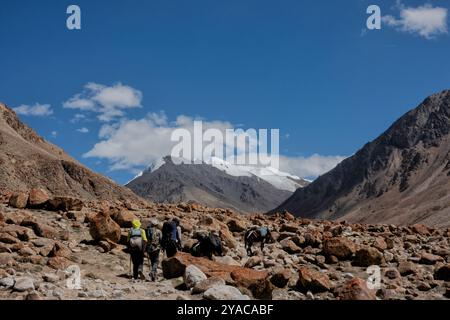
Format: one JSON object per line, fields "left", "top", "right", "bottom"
{"left": 148, "top": 249, "right": 160, "bottom": 279}
{"left": 130, "top": 250, "right": 144, "bottom": 279}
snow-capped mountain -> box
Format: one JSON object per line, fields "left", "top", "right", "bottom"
{"left": 125, "top": 156, "right": 310, "bottom": 213}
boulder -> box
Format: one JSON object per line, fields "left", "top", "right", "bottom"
{"left": 9, "top": 193, "right": 29, "bottom": 209}
{"left": 353, "top": 246, "right": 384, "bottom": 267}
{"left": 89, "top": 212, "right": 121, "bottom": 243}
{"left": 230, "top": 268, "right": 273, "bottom": 299}
{"left": 192, "top": 277, "right": 226, "bottom": 294}
{"left": 28, "top": 188, "right": 50, "bottom": 208}
{"left": 297, "top": 267, "right": 332, "bottom": 293}
{"left": 398, "top": 261, "right": 417, "bottom": 276}
{"left": 384, "top": 268, "right": 400, "bottom": 280}
{"left": 0, "top": 233, "right": 18, "bottom": 244}
{"left": 21, "top": 219, "right": 58, "bottom": 239}
{"left": 48, "top": 197, "right": 83, "bottom": 211}
{"left": 214, "top": 256, "right": 241, "bottom": 266}
{"left": 47, "top": 256, "right": 71, "bottom": 270}
{"left": 322, "top": 237, "right": 356, "bottom": 260}
{"left": 335, "top": 278, "right": 377, "bottom": 300}
{"left": 13, "top": 277, "right": 35, "bottom": 292}
{"left": 0, "top": 276, "right": 15, "bottom": 288}
{"left": 227, "top": 219, "right": 247, "bottom": 233}
{"left": 245, "top": 256, "right": 262, "bottom": 268}
{"left": 411, "top": 224, "right": 431, "bottom": 236}
{"left": 66, "top": 211, "right": 86, "bottom": 223}
{"left": 270, "top": 268, "right": 292, "bottom": 288}
{"left": 113, "top": 210, "right": 136, "bottom": 228}
{"left": 203, "top": 285, "right": 250, "bottom": 300}
{"left": 279, "top": 223, "right": 300, "bottom": 233}
{"left": 280, "top": 238, "right": 302, "bottom": 254}
{"left": 419, "top": 252, "right": 444, "bottom": 265}
{"left": 1, "top": 224, "right": 36, "bottom": 241}
{"left": 48, "top": 242, "right": 72, "bottom": 259}
{"left": 184, "top": 265, "right": 207, "bottom": 289}
{"left": 434, "top": 264, "right": 450, "bottom": 281}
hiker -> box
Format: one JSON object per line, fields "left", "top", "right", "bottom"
{"left": 244, "top": 226, "right": 273, "bottom": 256}
{"left": 161, "top": 218, "right": 183, "bottom": 258}
{"left": 145, "top": 219, "right": 162, "bottom": 281}
{"left": 191, "top": 231, "right": 224, "bottom": 260}
{"left": 127, "top": 219, "right": 147, "bottom": 280}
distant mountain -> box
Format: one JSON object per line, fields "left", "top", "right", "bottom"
{"left": 0, "top": 102, "right": 144, "bottom": 204}
{"left": 271, "top": 90, "right": 450, "bottom": 227}
{"left": 126, "top": 156, "right": 309, "bottom": 213}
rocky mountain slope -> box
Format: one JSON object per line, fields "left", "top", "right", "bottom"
{"left": 126, "top": 156, "right": 308, "bottom": 213}
{"left": 272, "top": 90, "right": 450, "bottom": 227}
{"left": 1, "top": 200, "right": 450, "bottom": 300}
{"left": 0, "top": 103, "right": 145, "bottom": 206}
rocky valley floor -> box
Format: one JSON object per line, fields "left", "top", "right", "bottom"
{"left": 1, "top": 195, "right": 450, "bottom": 300}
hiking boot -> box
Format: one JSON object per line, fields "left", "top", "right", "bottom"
{"left": 139, "top": 271, "right": 146, "bottom": 280}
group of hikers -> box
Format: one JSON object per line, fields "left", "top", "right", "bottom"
{"left": 126, "top": 217, "right": 273, "bottom": 281}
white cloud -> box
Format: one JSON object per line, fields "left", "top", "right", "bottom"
{"left": 63, "top": 82, "right": 143, "bottom": 122}
{"left": 70, "top": 113, "right": 86, "bottom": 123}
{"left": 13, "top": 103, "right": 53, "bottom": 117}
{"left": 51, "top": 131, "right": 58, "bottom": 138}
{"left": 83, "top": 112, "right": 345, "bottom": 178}
{"left": 77, "top": 127, "right": 89, "bottom": 133}
{"left": 279, "top": 154, "right": 346, "bottom": 178}
{"left": 383, "top": 3, "right": 448, "bottom": 39}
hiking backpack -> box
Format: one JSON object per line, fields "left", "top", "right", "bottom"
{"left": 128, "top": 228, "right": 143, "bottom": 251}
{"left": 146, "top": 226, "right": 161, "bottom": 252}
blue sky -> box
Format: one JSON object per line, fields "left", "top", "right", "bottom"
{"left": 1, "top": 0, "right": 450, "bottom": 184}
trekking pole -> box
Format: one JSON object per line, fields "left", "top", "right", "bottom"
{"left": 129, "top": 256, "right": 132, "bottom": 279}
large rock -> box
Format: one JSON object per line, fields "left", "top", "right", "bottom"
{"left": 9, "top": 193, "right": 29, "bottom": 209}
{"left": 227, "top": 219, "right": 247, "bottom": 233}
{"left": 0, "top": 276, "right": 15, "bottom": 288}
{"left": 335, "top": 278, "right": 377, "bottom": 300}
{"left": 48, "top": 197, "right": 83, "bottom": 211}
{"left": 434, "top": 264, "right": 450, "bottom": 281}
{"left": 113, "top": 210, "right": 136, "bottom": 228}
{"left": 297, "top": 267, "right": 332, "bottom": 293}
{"left": 162, "top": 252, "right": 271, "bottom": 298}
{"left": 89, "top": 212, "right": 121, "bottom": 243}
{"left": 280, "top": 238, "right": 302, "bottom": 254}
{"left": 184, "top": 265, "right": 207, "bottom": 289}
{"left": 230, "top": 269, "right": 272, "bottom": 299}
{"left": 419, "top": 252, "right": 444, "bottom": 265}
{"left": 1, "top": 224, "right": 36, "bottom": 241}
{"left": 13, "top": 277, "right": 35, "bottom": 292}
{"left": 353, "top": 246, "right": 384, "bottom": 267}
{"left": 398, "top": 261, "right": 418, "bottom": 276}
{"left": 245, "top": 256, "right": 262, "bottom": 268}
{"left": 28, "top": 188, "right": 50, "bottom": 208}
{"left": 411, "top": 224, "right": 431, "bottom": 236}
{"left": 47, "top": 256, "right": 71, "bottom": 270}
{"left": 270, "top": 268, "right": 292, "bottom": 288}
{"left": 203, "top": 285, "right": 250, "bottom": 300}
{"left": 192, "top": 277, "right": 226, "bottom": 294}
{"left": 322, "top": 237, "right": 356, "bottom": 260}
{"left": 21, "top": 219, "right": 58, "bottom": 239}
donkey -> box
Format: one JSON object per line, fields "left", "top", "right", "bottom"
{"left": 244, "top": 226, "right": 273, "bottom": 256}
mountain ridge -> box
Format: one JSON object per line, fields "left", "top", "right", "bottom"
{"left": 271, "top": 90, "right": 450, "bottom": 227}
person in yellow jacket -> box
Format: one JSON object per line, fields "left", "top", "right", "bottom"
{"left": 127, "top": 219, "right": 147, "bottom": 280}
